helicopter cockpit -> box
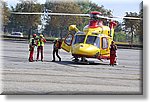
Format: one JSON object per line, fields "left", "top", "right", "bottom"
{"left": 73, "top": 32, "right": 85, "bottom": 44}
{"left": 86, "top": 35, "right": 100, "bottom": 48}
{"left": 73, "top": 32, "right": 100, "bottom": 49}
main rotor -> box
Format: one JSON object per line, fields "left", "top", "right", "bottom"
{"left": 89, "top": 11, "right": 102, "bottom": 20}
{"left": 11, "top": 11, "right": 142, "bottom": 20}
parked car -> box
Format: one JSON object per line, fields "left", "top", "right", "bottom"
{"left": 10, "top": 32, "right": 23, "bottom": 37}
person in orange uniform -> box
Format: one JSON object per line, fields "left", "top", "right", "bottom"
{"left": 110, "top": 41, "right": 117, "bottom": 66}
{"left": 36, "top": 34, "right": 46, "bottom": 62}
{"left": 29, "top": 34, "right": 37, "bottom": 62}
{"left": 52, "top": 39, "right": 62, "bottom": 62}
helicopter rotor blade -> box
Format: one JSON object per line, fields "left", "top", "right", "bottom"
{"left": 11, "top": 12, "right": 90, "bottom": 17}
{"left": 91, "top": 14, "right": 141, "bottom": 20}
{"left": 119, "top": 16, "right": 142, "bottom": 20}
{"left": 96, "top": 15, "right": 111, "bottom": 19}
{"left": 11, "top": 12, "right": 142, "bottom": 20}
{"left": 109, "top": 16, "right": 142, "bottom": 20}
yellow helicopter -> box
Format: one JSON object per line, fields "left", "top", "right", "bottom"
{"left": 60, "top": 11, "right": 141, "bottom": 62}
{"left": 12, "top": 11, "right": 141, "bottom": 63}
{"left": 61, "top": 11, "right": 117, "bottom": 62}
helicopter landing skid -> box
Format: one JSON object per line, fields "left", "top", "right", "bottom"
{"left": 72, "top": 60, "right": 92, "bottom": 64}
{"left": 72, "top": 59, "right": 96, "bottom": 64}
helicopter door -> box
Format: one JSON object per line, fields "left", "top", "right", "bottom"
{"left": 101, "top": 37, "right": 109, "bottom": 55}
{"left": 61, "top": 33, "right": 74, "bottom": 52}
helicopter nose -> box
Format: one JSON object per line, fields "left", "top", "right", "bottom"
{"left": 72, "top": 44, "right": 100, "bottom": 57}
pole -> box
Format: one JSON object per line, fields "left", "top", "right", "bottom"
{"left": 28, "top": 2, "right": 32, "bottom": 41}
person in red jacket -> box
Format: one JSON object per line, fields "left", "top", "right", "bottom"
{"left": 29, "top": 34, "right": 37, "bottom": 62}
{"left": 110, "top": 41, "right": 117, "bottom": 66}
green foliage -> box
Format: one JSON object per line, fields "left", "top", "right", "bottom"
{"left": 3, "top": 0, "right": 142, "bottom": 45}
{"left": 4, "top": 0, "right": 112, "bottom": 38}
{"left": 45, "top": 1, "right": 84, "bottom": 37}
{"left": 138, "top": 6, "right": 143, "bottom": 42}
{"left": 123, "top": 12, "right": 141, "bottom": 44}
{"left": 44, "top": 0, "right": 113, "bottom": 38}
{"left": 1, "top": 1, "right": 10, "bottom": 25}
{"left": 114, "top": 32, "right": 126, "bottom": 42}
{"left": 88, "top": 1, "right": 112, "bottom": 16}
{"left": 10, "top": 1, "right": 42, "bottom": 29}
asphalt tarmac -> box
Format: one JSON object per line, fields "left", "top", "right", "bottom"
{"left": 1, "top": 40, "right": 143, "bottom": 95}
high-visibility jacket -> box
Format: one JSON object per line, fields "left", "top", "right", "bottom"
{"left": 37, "top": 38, "right": 46, "bottom": 46}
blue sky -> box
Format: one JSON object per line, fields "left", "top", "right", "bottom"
{"left": 5, "top": 0, "right": 142, "bottom": 17}
{"left": 92, "top": 0, "right": 142, "bottom": 16}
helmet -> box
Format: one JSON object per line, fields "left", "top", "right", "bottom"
{"left": 40, "top": 34, "right": 43, "bottom": 38}
{"left": 111, "top": 41, "right": 115, "bottom": 44}
{"left": 33, "top": 34, "right": 36, "bottom": 37}
{"left": 53, "top": 38, "right": 58, "bottom": 43}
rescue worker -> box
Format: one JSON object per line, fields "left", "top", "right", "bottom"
{"left": 36, "top": 34, "right": 46, "bottom": 62}
{"left": 29, "top": 34, "right": 37, "bottom": 62}
{"left": 52, "top": 39, "right": 62, "bottom": 62}
{"left": 110, "top": 41, "right": 117, "bottom": 66}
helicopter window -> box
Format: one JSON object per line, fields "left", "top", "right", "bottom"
{"left": 73, "top": 35, "right": 86, "bottom": 44}
{"left": 86, "top": 36, "right": 100, "bottom": 48}
{"left": 102, "top": 37, "right": 108, "bottom": 49}
{"left": 86, "top": 36, "right": 97, "bottom": 45}
{"left": 95, "top": 37, "right": 100, "bottom": 48}
{"left": 65, "top": 34, "right": 73, "bottom": 46}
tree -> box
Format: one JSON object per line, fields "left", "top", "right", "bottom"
{"left": 44, "top": 0, "right": 113, "bottom": 38}
{"left": 88, "top": 1, "right": 112, "bottom": 16}
{"left": 1, "top": 1, "right": 10, "bottom": 33}
{"left": 9, "top": 0, "right": 42, "bottom": 39}
{"left": 77, "top": 0, "right": 112, "bottom": 30}
{"left": 123, "top": 12, "right": 140, "bottom": 45}
{"left": 45, "top": 1, "right": 84, "bottom": 38}
{"left": 138, "top": 3, "right": 143, "bottom": 43}
{"left": 6, "top": 0, "right": 113, "bottom": 38}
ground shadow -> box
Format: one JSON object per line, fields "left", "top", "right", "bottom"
{"left": 50, "top": 60, "right": 109, "bottom": 66}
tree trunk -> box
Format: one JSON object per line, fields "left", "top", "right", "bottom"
{"left": 131, "top": 27, "right": 134, "bottom": 47}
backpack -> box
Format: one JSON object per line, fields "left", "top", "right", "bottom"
{"left": 56, "top": 41, "right": 62, "bottom": 49}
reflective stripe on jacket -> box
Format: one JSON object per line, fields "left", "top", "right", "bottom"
{"left": 30, "top": 38, "right": 36, "bottom": 46}
{"left": 37, "top": 38, "right": 46, "bottom": 46}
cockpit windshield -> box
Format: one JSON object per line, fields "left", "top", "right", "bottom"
{"left": 73, "top": 34, "right": 86, "bottom": 44}
{"left": 73, "top": 33, "right": 100, "bottom": 48}
{"left": 86, "top": 35, "right": 100, "bottom": 48}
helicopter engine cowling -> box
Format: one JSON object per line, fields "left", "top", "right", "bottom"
{"left": 83, "top": 25, "right": 110, "bottom": 37}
